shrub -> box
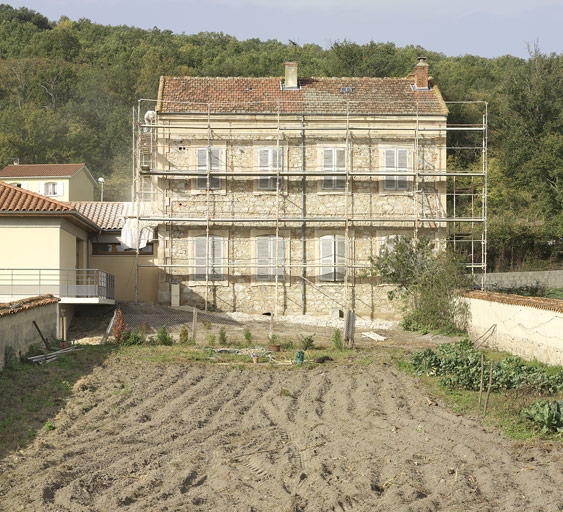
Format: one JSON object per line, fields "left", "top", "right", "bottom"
{"left": 112, "top": 308, "right": 126, "bottom": 344}
{"left": 243, "top": 327, "right": 253, "bottom": 347}
{"left": 4, "top": 346, "right": 18, "bottom": 370}
{"left": 219, "top": 326, "right": 227, "bottom": 346}
{"left": 268, "top": 334, "right": 279, "bottom": 345}
{"left": 156, "top": 326, "right": 174, "bottom": 346}
{"left": 299, "top": 335, "right": 315, "bottom": 351}
{"left": 179, "top": 325, "right": 190, "bottom": 344}
{"left": 411, "top": 339, "right": 563, "bottom": 393}
{"left": 332, "top": 329, "right": 343, "bottom": 351}
{"left": 281, "top": 338, "right": 294, "bottom": 350}
{"left": 207, "top": 334, "right": 216, "bottom": 346}
{"left": 121, "top": 331, "right": 144, "bottom": 346}
{"left": 521, "top": 400, "right": 563, "bottom": 433}
{"left": 370, "top": 236, "right": 471, "bottom": 334}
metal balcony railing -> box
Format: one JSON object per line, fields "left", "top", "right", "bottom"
{"left": 0, "top": 269, "right": 115, "bottom": 301}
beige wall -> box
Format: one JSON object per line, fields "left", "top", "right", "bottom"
{"left": 0, "top": 222, "right": 61, "bottom": 268}
{"left": 467, "top": 297, "right": 563, "bottom": 366}
{"left": 90, "top": 252, "right": 158, "bottom": 303}
{"left": 69, "top": 169, "right": 96, "bottom": 201}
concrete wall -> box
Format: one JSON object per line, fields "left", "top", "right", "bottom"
{"left": 90, "top": 252, "right": 158, "bottom": 302}
{"left": 0, "top": 217, "right": 88, "bottom": 269}
{"left": 69, "top": 168, "right": 96, "bottom": 201}
{"left": 0, "top": 297, "right": 59, "bottom": 370}
{"left": 467, "top": 296, "right": 563, "bottom": 366}
{"left": 484, "top": 270, "right": 563, "bottom": 290}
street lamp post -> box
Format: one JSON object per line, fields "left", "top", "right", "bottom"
{"left": 98, "top": 177, "right": 105, "bottom": 201}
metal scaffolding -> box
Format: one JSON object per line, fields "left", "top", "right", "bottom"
{"left": 132, "top": 98, "right": 488, "bottom": 313}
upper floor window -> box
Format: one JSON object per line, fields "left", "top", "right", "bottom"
{"left": 383, "top": 149, "right": 409, "bottom": 191}
{"left": 322, "top": 148, "right": 346, "bottom": 190}
{"left": 193, "top": 235, "right": 224, "bottom": 281}
{"left": 257, "top": 148, "right": 283, "bottom": 191}
{"left": 319, "top": 235, "right": 346, "bottom": 282}
{"left": 196, "top": 148, "right": 222, "bottom": 190}
{"left": 256, "top": 235, "right": 285, "bottom": 281}
{"left": 41, "top": 182, "right": 62, "bottom": 197}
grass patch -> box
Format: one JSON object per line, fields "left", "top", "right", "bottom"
{"left": 0, "top": 344, "right": 114, "bottom": 457}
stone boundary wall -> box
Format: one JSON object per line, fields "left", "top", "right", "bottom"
{"left": 464, "top": 291, "right": 563, "bottom": 366}
{"left": 482, "top": 270, "right": 563, "bottom": 290}
{"left": 0, "top": 295, "right": 59, "bottom": 370}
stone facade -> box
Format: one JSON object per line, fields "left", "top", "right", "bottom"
{"left": 145, "top": 111, "right": 447, "bottom": 317}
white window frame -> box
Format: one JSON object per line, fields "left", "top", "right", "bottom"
{"left": 195, "top": 148, "right": 223, "bottom": 191}
{"left": 43, "top": 182, "right": 61, "bottom": 197}
{"left": 255, "top": 235, "right": 285, "bottom": 282}
{"left": 322, "top": 148, "right": 346, "bottom": 191}
{"left": 257, "top": 148, "right": 283, "bottom": 192}
{"left": 319, "top": 234, "right": 346, "bottom": 282}
{"left": 383, "top": 148, "right": 409, "bottom": 191}
{"left": 193, "top": 234, "right": 225, "bottom": 281}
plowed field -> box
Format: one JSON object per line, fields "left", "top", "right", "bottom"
{"left": 1, "top": 357, "right": 562, "bottom": 511}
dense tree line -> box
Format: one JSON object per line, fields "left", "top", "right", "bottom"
{"left": 0, "top": 4, "right": 561, "bottom": 270}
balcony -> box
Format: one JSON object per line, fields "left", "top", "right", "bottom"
{"left": 0, "top": 269, "right": 115, "bottom": 305}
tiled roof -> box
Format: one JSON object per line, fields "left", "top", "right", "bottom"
{"left": 70, "top": 201, "right": 125, "bottom": 230}
{"left": 0, "top": 182, "right": 100, "bottom": 232}
{"left": 157, "top": 76, "right": 448, "bottom": 116}
{"left": 0, "top": 181, "right": 75, "bottom": 212}
{"left": 0, "top": 163, "right": 86, "bottom": 178}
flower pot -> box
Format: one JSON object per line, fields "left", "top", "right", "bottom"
{"left": 269, "top": 344, "right": 281, "bottom": 352}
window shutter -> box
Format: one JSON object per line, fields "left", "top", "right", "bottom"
{"left": 58, "top": 182, "right": 64, "bottom": 197}
{"left": 210, "top": 235, "right": 224, "bottom": 280}
{"left": 196, "top": 149, "right": 207, "bottom": 190}
{"left": 323, "top": 149, "right": 335, "bottom": 189}
{"left": 258, "top": 149, "right": 272, "bottom": 190}
{"left": 256, "top": 236, "right": 271, "bottom": 280}
{"left": 384, "top": 149, "right": 396, "bottom": 191}
{"left": 335, "top": 236, "right": 346, "bottom": 281}
{"left": 273, "top": 149, "right": 283, "bottom": 190}
{"left": 335, "top": 148, "right": 346, "bottom": 190}
{"left": 194, "top": 236, "right": 207, "bottom": 280}
{"left": 275, "top": 236, "right": 285, "bottom": 279}
{"left": 38, "top": 182, "right": 44, "bottom": 195}
{"left": 209, "top": 148, "right": 222, "bottom": 190}
{"left": 397, "top": 149, "right": 408, "bottom": 191}
{"left": 320, "top": 235, "right": 334, "bottom": 281}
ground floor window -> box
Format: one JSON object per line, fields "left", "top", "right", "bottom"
{"left": 319, "top": 235, "right": 346, "bottom": 282}
{"left": 193, "top": 235, "right": 224, "bottom": 280}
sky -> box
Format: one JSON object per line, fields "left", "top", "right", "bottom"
{"left": 10, "top": 0, "right": 563, "bottom": 58}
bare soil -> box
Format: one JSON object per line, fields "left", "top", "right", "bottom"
{"left": 1, "top": 354, "right": 562, "bottom": 511}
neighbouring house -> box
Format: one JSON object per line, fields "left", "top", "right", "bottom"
{"left": 134, "top": 58, "right": 453, "bottom": 317}
{"left": 0, "top": 163, "right": 97, "bottom": 201}
{"left": 0, "top": 182, "right": 158, "bottom": 310}
{"left": 0, "top": 181, "right": 118, "bottom": 336}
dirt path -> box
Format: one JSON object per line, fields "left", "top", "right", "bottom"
{"left": 1, "top": 359, "right": 562, "bottom": 511}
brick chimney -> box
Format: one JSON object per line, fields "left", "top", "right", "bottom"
{"left": 414, "top": 57, "right": 429, "bottom": 89}
{"left": 284, "top": 62, "right": 298, "bottom": 89}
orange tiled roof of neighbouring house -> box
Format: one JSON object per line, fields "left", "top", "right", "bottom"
{"left": 70, "top": 201, "right": 126, "bottom": 231}
{"left": 0, "top": 181, "right": 75, "bottom": 212}
{"left": 157, "top": 76, "right": 448, "bottom": 116}
{"left": 0, "top": 163, "right": 86, "bottom": 178}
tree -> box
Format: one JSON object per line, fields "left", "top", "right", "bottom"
{"left": 370, "top": 237, "right": 471, "bottom": 333}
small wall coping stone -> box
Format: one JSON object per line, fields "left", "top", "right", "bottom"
{"left": 0, "top": 295, "right": 60, "bottom": 318}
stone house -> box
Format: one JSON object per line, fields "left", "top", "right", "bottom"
{"left": 138, "top": 58, "right": 449, "bottom": 317}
